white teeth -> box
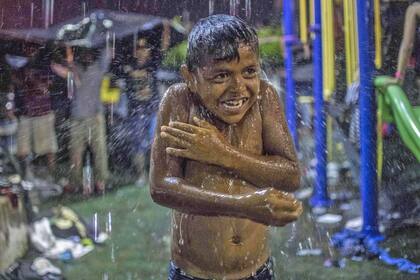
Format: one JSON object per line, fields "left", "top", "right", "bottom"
{"left": 221, "top": 98, "right": 248, "bottom": 109}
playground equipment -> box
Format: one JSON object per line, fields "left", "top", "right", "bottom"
{"left": 288, "top": 0, "right": 420, "bottom": 273}
{"left": 375, "top": 76, "right": 420, "bottom": 162}
{"left": 309, "top": 0, "right": 330, "bottom": 207}
{"left": 282, "top": 0, "right": 298, "bottom": 148}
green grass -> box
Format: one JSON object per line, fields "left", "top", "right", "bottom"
{"left": 52, "top": 185, "right": 419, "bottom": 280}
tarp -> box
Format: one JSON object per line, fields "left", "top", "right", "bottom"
{"left": 0, "top": 9, "right": 183, "bottom": 48}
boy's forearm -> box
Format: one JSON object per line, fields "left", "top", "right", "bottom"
{"left": 220, "top": 145, "right": 300, "bottom": 192}
{"left": 150, "top": 176, "right": 257, "bottom": 219}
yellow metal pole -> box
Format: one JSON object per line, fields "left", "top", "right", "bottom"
{"left": 321, "top": 0, "right": 329, "bottom": 99}
{"left": 343, "top": 0, "right": 353, "bottom": 86}
{"left": 328, "top": 0, "right": 335, "bottom": 95}
{"left": 310, "top": 0, "right": 315, "bottom": 28}
{"left": 299, "top": 0, "right": 308, "bottom": 44}
{"left": 374, "top": 0, "right": 382, "bottom": 69}
{"left": 350, "top": 0, "right": 359, "bottom": 82}
{"left": 321, "top": 0, "right": 335, "bottom": 161}
{"left": 322, "top": 0, "right": 335, "bottom": 101}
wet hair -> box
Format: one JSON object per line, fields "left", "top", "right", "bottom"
{"left": 186, "top": 14, "right": 258, "bottom": 71}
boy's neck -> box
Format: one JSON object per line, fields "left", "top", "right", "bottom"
{"left": 195, "top": 97, "right": 231, "bottom": 130}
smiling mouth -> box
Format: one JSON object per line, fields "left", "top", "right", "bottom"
{"left": 220, "top": 97, "right": 249, "bottom": 110}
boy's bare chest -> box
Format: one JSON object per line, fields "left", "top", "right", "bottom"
{"left": 190, "top": 103, "right": 263, "bottom": 154}
{"left": 184, "top": 103, "right": 263, "bottom": 191}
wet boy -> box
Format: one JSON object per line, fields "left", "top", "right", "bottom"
{"left": 150, "top": 15, "right": 302, "bottom": 280}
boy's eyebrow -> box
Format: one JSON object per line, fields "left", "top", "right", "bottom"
{"left": 207, "top": 62, "right": 259, "bottom": 72}
{"left": 200, "top": 66, "right": 232, "bottom": 76}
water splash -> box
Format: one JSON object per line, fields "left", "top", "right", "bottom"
{"left": 245, "top": 0, "right": 252, "bottom": 20}
{"left": 94, "top": 212, "right": 98, "bottom": 242}
{"left": 229, "top": 0, "right": 239, "bottom": 16}
{"left": 107, "top": 211, "right": 112, "bottom": 234}
{"left": 209, "top": 0, "right": 215, "bottom": 15}
{"left": 111, "top": 242, "right": 115, "bottom": 263}
{"left": 30, "top": 2, "right": 34, "bottom": 28}
{"left": 179, "top": 214, "right": 185, "bottom": 246}
{"left": 67, "top": 71, "right": 74, "bottom": 99}
{"left": 42, "top": 0, "right": 52, "bottom": 29}
{"left": 50, "top": 0, "right": 54, "bottom": 25}
{"left": 82, "top": 1, "right": 87, "bottom": 17}
{"left": 112, "top": 32, "right": 116, "bottom": 59}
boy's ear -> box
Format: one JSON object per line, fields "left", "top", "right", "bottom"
{"left": 180, "top": 64, "right": 197, "bottom": 93}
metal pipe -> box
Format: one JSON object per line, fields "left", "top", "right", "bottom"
{"left": 299, "top": 0, "right": 308, "bottom": 45}
{"left": 356, "top": 0, "right": 380, "bottom": 236}
{"left": 310, "top": 0, "right": 330, "bottom": 207}
{"left": 282, "top": 0, "right": 298, "bottom": 148}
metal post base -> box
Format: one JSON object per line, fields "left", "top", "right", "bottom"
{"left": 309, "top": 195, "right": 332, "bottom": 208}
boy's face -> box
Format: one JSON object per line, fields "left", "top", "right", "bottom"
{"left": 186, "top": 44, "right": 260, "bottom": 124}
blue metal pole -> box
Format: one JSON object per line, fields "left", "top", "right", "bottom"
{"left": 282, "top": 0, "right": 298, "bottom": 148}
{"left": 356, "top": 0, "right": 381, "bottom": 237}
{"left": 310, "top": 0, "right": 330, "bottom": 207}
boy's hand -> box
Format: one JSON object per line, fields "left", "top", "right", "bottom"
{"left": 251, "top": 188, "right": 303, "bottom": 226}
{"left": 161, "top": 117, "right": 230, "bottom": 165}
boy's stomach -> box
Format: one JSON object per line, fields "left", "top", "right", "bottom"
{"left": 171, "top": 167, "right": 270, "bottom": 279}
{"left": 171, "top": 213, "right": 269, "bottom": 279}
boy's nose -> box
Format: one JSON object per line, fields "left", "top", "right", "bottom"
{"left": 230, "top": 76, "right": 246, "bottom": 92}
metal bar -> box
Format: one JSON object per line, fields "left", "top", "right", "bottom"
{"left": 310, "top": 0, "right": 330, "bottom": 207}
{"left": 356, "top": 0, "right": 380, "bottom": 236}
{"left": 282, "top": 0, "right": 298, "bottom": 148}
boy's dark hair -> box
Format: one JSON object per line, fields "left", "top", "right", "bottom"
{"left": 186, "top": 15, "right": 258, "bottom": 71}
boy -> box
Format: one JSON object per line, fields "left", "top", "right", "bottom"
{"left": 150, "top": 15, "right": 302, "bottom": 280}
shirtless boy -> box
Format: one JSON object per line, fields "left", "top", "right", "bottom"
{"left": 150, "top": 15, "right": 302, "bottom": 280}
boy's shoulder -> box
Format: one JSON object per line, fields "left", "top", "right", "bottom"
{"left": 160, "top": 83, "right": 192, "bottom": 116}
{"left": 164, "top": 82, "right": 190, "bottom": 98}
{"left": 259, "top": 79, "right": 278, "bottom": 99}
{"left": 162, "top": 83, "right": 192, "bottom": 106}
{"left": 257, "top": 79, "right": 282, "bottom": 110}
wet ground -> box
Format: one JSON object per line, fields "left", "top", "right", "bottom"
{"left": 47, "top": 184, "right": 419, "bottom": 280}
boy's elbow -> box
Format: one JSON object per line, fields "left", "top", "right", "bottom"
{"left": 149, "top": 176, "right": 179, "bottom": 206}
{"left": 149, "top": 179, "right": 165, "bottom": 204}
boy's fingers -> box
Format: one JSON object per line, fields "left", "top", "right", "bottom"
{"left": 193, "top": 117, "right": 215, "bottom": 130}
{"left": 161, "top": 132, "right": 190, "bottom": 148}
{"left": 277, "top": 212, "right": 300, "bottom": 225}
{"left": 166, "top": 147, "right": 190, "bottom": 159}
{"left": 169, "top": 121, "right": 199, "bottom": 133}
{"left": 274, "top": 199, "right": 297, "bottom": 212}
{"left": 275, "top": 198, "right": 301, "bottom": 212}
{"left": 295, "top": 202, "right": 304, "bottom": 216}
{"left": 161, "top": 126, "right": 194, "bottom": 142}
{"left": 273, "top": 190, "right": 295, "bottom": 201}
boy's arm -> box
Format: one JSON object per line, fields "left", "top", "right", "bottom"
{"left": 162, "top": 83, "right": 300, "bottom": 192}
{"left": 150, "top": 84, "right": 301, "bottom": 226}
